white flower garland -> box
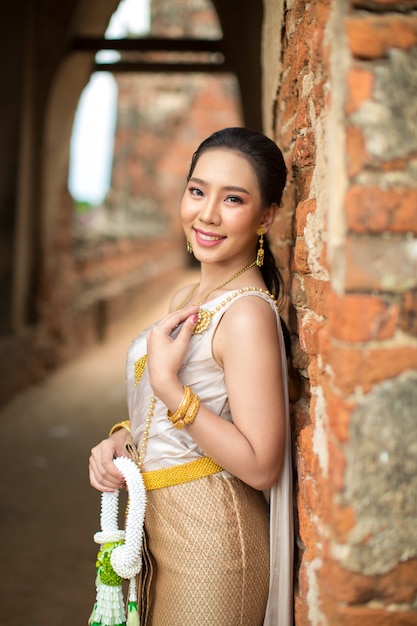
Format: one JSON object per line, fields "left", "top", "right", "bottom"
{"left": 89, "top": 457, "right": 147, "bottom": 626}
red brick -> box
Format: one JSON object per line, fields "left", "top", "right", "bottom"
{"left": 346, "top": 15, "right": 417, "bottom": 59}
{"left": 293, "top": 238, "right": 310, "bottom": 274}
{"left": 323, "top": 379, "right": 356, "bottom": 443}
{"left": 295, "top": 199, "right": 316, "bottom": 237}
{"left": 345, "top": 66, "right": 374, "bottom": 115}
{"left": 299, "top": 314, "right": 326, "bottom": 355}
{"left": 400, "top": 290, "right": 417, "bottom": 337}
{"left": 328, "top": 292, "right": 399, "bottom": 342}
{"left": 307, "top": 355, "right": 321, "bottom": 387}
{"left": 304, "top": 275, "right": 331, "bottom": 318}
{"left": 295, "top": 168, "right": 314, "bottom": 203}
{"left": 326, "top": 343, "right": 417, "bottom": 395}
{"left": 295, "top": 97, "right": 312, "bottom": 130}
{"left": 321, "top": 557, "right": 417, "bottom": 606}
{"left": 297, "top": 487, "right": 322, "bottom": 561}
{"left": 346, "top": 125, "right": 369, "bottom": 177}
{"left": 345, "top": 186, "right": 417, "bottom": 234}
{"left": 294, "top": 132, "right": 316, "bottom": 168}
{"left": 311, "top": 78, "right": 326, "bottom": 115}
{"left": 297, "top": 424, "right": 320, "bottom": 476}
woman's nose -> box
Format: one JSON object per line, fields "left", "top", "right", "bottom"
{"left": 198, "top": 197, "right": 220, "bottom": 224}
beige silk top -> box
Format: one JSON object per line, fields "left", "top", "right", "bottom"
{"left": 126, "top": 288, "right": 294, "bottom": 626}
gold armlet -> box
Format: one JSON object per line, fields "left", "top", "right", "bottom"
{"left": 108, "top": 420, "right": 131, "bottom": 437}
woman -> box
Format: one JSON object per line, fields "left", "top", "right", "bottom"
{"left": 89, "top": 127, "right": 293, "bottom": 625}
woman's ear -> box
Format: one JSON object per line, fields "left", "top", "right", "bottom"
{"left": 260, "top": 203, "right": 278, "bottom": 233}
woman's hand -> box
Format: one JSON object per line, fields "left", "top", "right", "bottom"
{"left": 89, "top": 429, "right": 130, "bottom": 492}
{"left": 146, "top": 305, "right": 198, "bottom": 404}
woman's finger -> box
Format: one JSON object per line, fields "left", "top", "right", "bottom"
{"left": 174, "top": 312, "right": 199, "bottom": 346}
{"left": 154, "top": 305, "right": 199, "bottom": 337}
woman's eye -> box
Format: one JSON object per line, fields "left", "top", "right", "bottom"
{"left": 189, "top": 187, "right": 204, "bottom": 197}
{"left": 226, "top": 195, "right": 243, "bottom": 204}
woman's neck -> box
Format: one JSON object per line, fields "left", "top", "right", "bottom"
{"left": 195, "top": 259, "right": 262, "bottom": 304}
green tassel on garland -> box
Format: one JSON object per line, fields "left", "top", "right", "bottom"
{"left": 127, "top": 601, "right": 139, "bottom": 626}
{"left": 88, "top": 541, "right": 126, "bottom": 626}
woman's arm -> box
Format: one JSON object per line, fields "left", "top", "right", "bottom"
{"left": 148, "top": 297, "right": 286, "bottom": 490}
{"left": 190, "top": 297, "right": 285, "bottom": 489}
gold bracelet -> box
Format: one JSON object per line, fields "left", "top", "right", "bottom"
{"left": 173, "top": 393, "right": 200, "bottom": 430}
{"left": 109, "top": 420, "right": 131, "bottom": 437}
{"left": 167, "top": 386, "right": 192, "bottom": 424}
{"left": 184, "top": 393, "right": 200, "bottom": 425}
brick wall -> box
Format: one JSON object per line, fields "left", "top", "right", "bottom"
{"left": 268, "top": 0, "right": 417, "bottom": 623}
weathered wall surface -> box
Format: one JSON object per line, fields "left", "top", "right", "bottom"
{"left": 266, "top": 0, "right": 417, "bottom": 623}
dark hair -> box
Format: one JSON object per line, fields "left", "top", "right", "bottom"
{"left": 188, "top": 127, "right": 291, "bottom": 355}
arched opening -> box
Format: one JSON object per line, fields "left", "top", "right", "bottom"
{"left": 40, "top": 0, "right": 251, "bottom": 354}
{"left": 1, "top": 0, "right": 263, "bottom": 404}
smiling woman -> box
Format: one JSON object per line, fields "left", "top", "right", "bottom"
{"left": 89, "top": 127, "right": 293, "bottom": 626}
{"left": 180, "top": 149, "right": 267, "bottom": 270}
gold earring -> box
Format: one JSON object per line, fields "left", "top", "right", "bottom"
{"left": 256, "top": 227, "right": 265, "bottom": 267}
{"left": 186, "top": 240, "right": 193, "bottom": 254}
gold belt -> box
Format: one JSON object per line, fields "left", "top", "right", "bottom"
{"left": 141, "top": 457, "right": 223, "bottom": 491}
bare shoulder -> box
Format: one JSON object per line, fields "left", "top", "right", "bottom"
{"left": 169, "top": 283, "right": 198, "bottom": 312}
{"left": 221, "top": 292, "right": 278, "bottom": 332}
{"left": 214, "top": 293, "right": 281, "bottom": 366}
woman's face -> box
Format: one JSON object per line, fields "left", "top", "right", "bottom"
{"left": 180, "top": 148, "right": 267, "bottom": 268}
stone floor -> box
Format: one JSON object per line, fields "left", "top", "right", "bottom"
{"left": 0, "top": 270, "right": 196, "bottom": 626}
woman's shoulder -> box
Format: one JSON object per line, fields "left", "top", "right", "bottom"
{"left": 212, "top": 289, "right": 282, "bottom": 367}
{"left": 223, "top": 288, "right": 279, "bottom": 323}
{"left": 209, "top": 288, "right": 279, "bottom": 341}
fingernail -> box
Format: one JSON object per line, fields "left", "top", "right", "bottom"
{"left": 190, "top": 314, "right": 198, "bottom": 325}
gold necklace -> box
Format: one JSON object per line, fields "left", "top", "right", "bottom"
{"left": 192, "top": 260, "right": 258, "bottom": 333}
{"left": 178, "top": 260, "right": 257, "bottom": 310}
{"left": 196, "top": 260, "right": 257, "bottom": 305}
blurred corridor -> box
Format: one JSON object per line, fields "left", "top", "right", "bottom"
{"left": 0, "top": 270, "right": 197, "bottom": 626}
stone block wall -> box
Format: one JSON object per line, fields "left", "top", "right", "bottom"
{"left": 267, "top": 0, "right": 417, "bottom": 623}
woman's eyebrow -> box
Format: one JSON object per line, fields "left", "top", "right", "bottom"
{"left": 189, "top": 177, "right": 250, "bottom": 195}
{"left": 223, "top": 185, "right": 251, "bottom": 195}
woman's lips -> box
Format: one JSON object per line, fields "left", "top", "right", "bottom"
{"left": 194, "top": 229, "right": 225, "bottom": 247}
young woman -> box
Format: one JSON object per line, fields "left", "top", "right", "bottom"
{"left": 89, "top": 127, "right": 293, "bottom": 625}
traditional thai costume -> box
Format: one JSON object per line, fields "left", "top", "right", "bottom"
{"left": 127, "top": 288, "right": 293, "bottom": 625}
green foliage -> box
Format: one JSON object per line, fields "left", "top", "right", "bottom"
{"left": 74, "top": 200, "right": 94, "bottom": 214}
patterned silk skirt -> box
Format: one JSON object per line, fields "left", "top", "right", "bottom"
{"left": 139, "top": 474, "right": 270, "bottom": 625}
